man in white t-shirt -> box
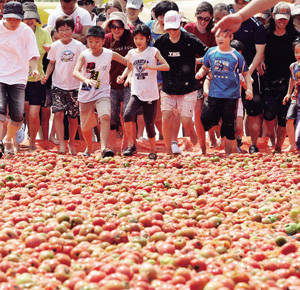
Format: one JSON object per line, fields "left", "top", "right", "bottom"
{"left": 47, "top": 0, "right": 92, "bottom": 43}
{"left": 0, "top": 2, "right": 40, "bottom": 157}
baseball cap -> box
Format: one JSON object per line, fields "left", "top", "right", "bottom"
{"left": 292, "top": 4, "right": 300, "bottom": 16}
{"left": 3, "top": 2, "right": 24, "bottom": 20}
{"left": 23, "top": 2, "right": 41, "bottom": 24}
{"left": 273, "top": 2, "right": 291, "bottom": 21}
{"left": 164, "top": 10, "right": 181, "bottom": 30}
{"left": 126, "top": 0, "right": 143, "bottom": 10}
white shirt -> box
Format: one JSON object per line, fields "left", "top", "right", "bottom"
{"left": 128, "top": 46, "right": 160, "bottom": 102}
{"left": 47, "top": 6, "right": 92, "bottom": 34}
{"left": 78, "top": 48, "right": 112, "bottom": 103}
{"left": 0, "top": 21, "right": 40, "bottom": 85}
{"left": 47, "top": 39, "right": 86, "bottom": 90}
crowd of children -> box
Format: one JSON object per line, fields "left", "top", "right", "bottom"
{"left": 1, "top": 0, "right": 300, "bottom": 159}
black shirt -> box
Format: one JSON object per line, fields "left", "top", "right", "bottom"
{"left": 154, "top": 31, "right": 205, "bottom": 95}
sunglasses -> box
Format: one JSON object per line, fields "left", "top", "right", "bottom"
{"left": 110, "top": 24, "right": 124, "bottom": 29}
{"left": 78, "top": 1, "right": 93, "bottom": 6}
{"left": 197, "top": 16, "right": 211, "bottom": 22}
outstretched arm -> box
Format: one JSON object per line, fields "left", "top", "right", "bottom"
{"left": 143, "top": 51, "right": 170, "bottom": 71}
{"left": 212, "top": 0, "right": 296, "bottom": 36}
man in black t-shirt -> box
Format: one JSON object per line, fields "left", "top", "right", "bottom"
{"left": 234, "top": 0, "right": 266, "bottom": 154}
{"left": 154, "top": 10, "right": 206, "bottom": 155}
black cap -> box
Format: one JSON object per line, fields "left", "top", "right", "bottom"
{"left": 3, "top": 2, "right": 24, "bottom": 20}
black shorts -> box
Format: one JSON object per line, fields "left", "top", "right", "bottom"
{"left": 262, "top": 82, "right": 289, "bottom": 127}
{"left": 201, "top": 96, "right": 237, "bottom": 140}
{"left": 25, "top": 81, "right": 46, "bottom": 106}
{"left": 241, "top": 72, "right": 263, "bottom": 117}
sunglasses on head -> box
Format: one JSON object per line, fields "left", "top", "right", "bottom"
{"left": 110, "top": 24, "right": 124, "bottom": 29}
{"left": 78, "top": 1, "right": 92, "bottom": 6}
{"left": 197, "top": 16, "right": 211, "bottom": 22}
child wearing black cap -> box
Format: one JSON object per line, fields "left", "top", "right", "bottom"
{"left": 0, "top": 1, "right": 40, "bottom": 157}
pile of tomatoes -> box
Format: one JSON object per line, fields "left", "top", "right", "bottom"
{"left": 0, "top": 150, "right": 299, "bottom": 290}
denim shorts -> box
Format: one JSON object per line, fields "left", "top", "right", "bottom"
{"left": 0, "top": 82, "right": 25, "bottom": 125}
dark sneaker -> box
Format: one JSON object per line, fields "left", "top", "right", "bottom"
{"left": 148, "top": 153, "right": 157, "bottom": 160}
{"left": 123, "top": 145, "right": 137, "bottom": 156}
{"left": 102, "top": 148, "right": 114, "bottom": 158}
{"left": 249, "top": 145, "right": 259, "bottom": 154}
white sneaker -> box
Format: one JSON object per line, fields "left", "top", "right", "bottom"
{"left": 171, "top": 141, "right": 181, "bottom": 154}
{"left": 15, "top": 124, "right": 25, "bottom": 144}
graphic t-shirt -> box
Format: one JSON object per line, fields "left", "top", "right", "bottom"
{"left": 78, "top": 48, "right": 112, "bottom": 103}
{"left": 47, "top": 7, "right": 92, "bottom": 34}
{"left": 28, "top": 26, "right": 52, "bottom": 82}
{"left": 290, "top": 61, "right": 300, "bottom": 88}
{"left": 203, "top": 47, "right": 248, "bottom": 99}
{"left": 47, "top": 39, "right": 86, "bottom": 90}
{"left": 127, "top": 46, "right": 160, "bottom": 102}
{"left": 154, "top": 31, "right": 205, "bottom": 95}
{"left": 0, "top": 21, "right": 40, "bottom": 85}
{"left": 103, "top": 32, "right": 134, "bottom": 90}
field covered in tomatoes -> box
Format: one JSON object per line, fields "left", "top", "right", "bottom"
{"left": 1, "top": 150, "right": 300, "bottom": 290}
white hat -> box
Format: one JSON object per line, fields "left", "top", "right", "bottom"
{"left": 126, "top": 0, "right": 143, "bottom": 10}
{"left": 292, "top": 4, "right": 300, "bottom": 16}
{"left": 103, "top": 11, "right": 130, "bottom": 30}
{"left": 164, "top": 10, "right": 181, "bottom": 30}
{"left": 273, "top": 2, "right": 291, "bottom": 21}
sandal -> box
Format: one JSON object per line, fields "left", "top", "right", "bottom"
{"left": 3, "top": 141, "right": 14, "bottom": 157}
{"left": 148, "top": 153, "right": 157, "bottom": 160}
{"left": 82, "top": 152, "right": 90, "bottom": 157}
{"left": 102, "top": 148, "right": 114, "bottom": 158}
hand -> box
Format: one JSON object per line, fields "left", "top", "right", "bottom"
{"left": 283, "top": 94, "right": 291, "bottom": 105}
{"left": 117, "top": 75, "right": 125, "bottom": 84}
{"left": 245, "top": 89, "right": 253, "bottom": 100}
{"left": 212, "top": 13, "right": 243, "bottom": 37}
{"left": 32, "top": 70, "right": 40, "bottom": 82}
{"left": 42, "top": 43, "right": 51, "bottom": 53}
{"left": 41, "top": 75, "right": 48, "bottom": 84}
{"left": 124, "top": 76, "right": 131, "bottom": 87}
{"left": 195, "top": 71, "right": 204, "bottom": 80}
{"left": 143, "top": 63, "right": 151, "bottom": 70}
{"left": 203, "top": 89, "right": 209, "bottom": 98}
{"left": 84, "top": 78, "right": 97, "bottom": 87}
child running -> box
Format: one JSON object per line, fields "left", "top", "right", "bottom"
{"left": 283, "top": 37, "right": 300, "bottom": 153}
{"left": 196, "top": 31, "right": 253, "bottom": 157}
{"left": 117, "top": 24, "right": 169, "bottom": 160}
{"left": 73, "top": 25, "right": 127, "bottom": 157}
{"left": 42, "top": 16, "right": 86, "bottom": 155}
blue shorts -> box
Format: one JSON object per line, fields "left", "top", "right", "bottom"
{"left": 0, "top": 82, "right": 25, "bottom": 125}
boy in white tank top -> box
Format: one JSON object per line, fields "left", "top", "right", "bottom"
{"left": 73, "top": 25, "right": 127, "bottom": 157}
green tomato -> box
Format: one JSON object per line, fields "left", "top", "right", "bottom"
{"left": 284, "top": 222, "right": 297, "bottom": 235}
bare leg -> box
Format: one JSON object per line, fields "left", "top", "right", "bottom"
{"left": 68, "top": 117, "right": 78, "bottom": 155}
{"left": 81, "top": 129, "right": 93, "bottom": 155}
{"left": 155, "top": 98, "right": 163, "bottom": 137}
{"left": 225, "top": 138, "right": 238, "bottom": 157}
{"left": 285, "top": 119, "right": 297, "bottom": 152}
{"left": 248, "top": 114, "right": 263, "bottom": 146}
{"left": 194, "top": 99, "right": 206, "bottom": 154}
{"left": 28, "top": 105, "right": 41, "bottom": 151}
{"left": 41, "top": 107, "right": 51, "bottom": 141}
{"left": 162, "top": 110, "right": 173, "bottom": 155}
{"left": 24, "top": 101, "right": 29, "bottom": 139}
{"left": 108, "top": 129, "right": 117, "bottom": 152}
{"left": 53, "top": 111, "right": 65, "bottom": 153}
{"left": 171, "top": 113, "right": 180, "bottom": 142}
{"left": 264, "top": 119, "right": 276, "bottom": 147}
{"left": 181, "top": 116, "right": 196, "bottom": 145}
{"left": 275, "top": 125, "right": 286, "bottom": 153}
{"left": 99, "top": 114, "right": 111, "bottom": 151}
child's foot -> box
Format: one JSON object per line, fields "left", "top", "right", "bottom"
{"left": 68, "top": 142, "right": 77, "bottom": 155}
{"left": 29, "top": 143, "right": 37, "bottom": 152}
{"left": 284, "top": 145, "right": 297, "bottom": 152}
{"left": 49, "top": 136, "right": 59, "bottom": 145}
{"left": 58, "top": 144, "right": 66, "bottom": 154}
